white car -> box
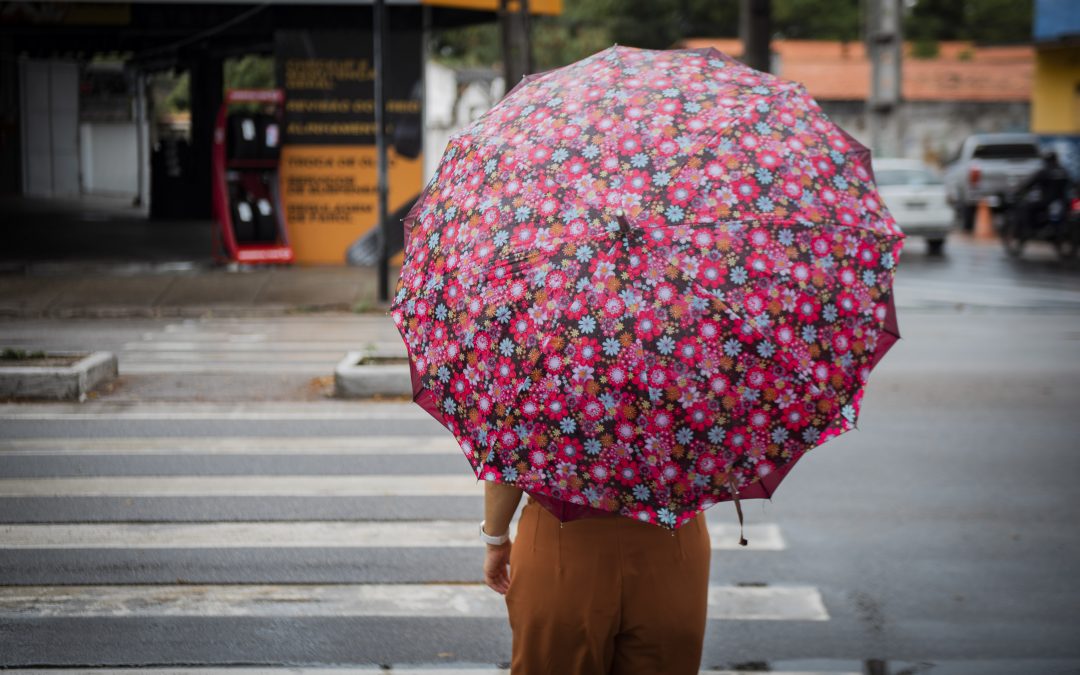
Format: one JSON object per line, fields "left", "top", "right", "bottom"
{"left": 872, "top": 158, "right": 953, "bottom": 255}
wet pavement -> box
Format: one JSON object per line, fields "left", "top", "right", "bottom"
{"left": 1, "top": 197, "right": 1079, "bottom": 672}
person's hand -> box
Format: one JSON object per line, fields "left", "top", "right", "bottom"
{"left": 483, "top": 540, "right": 512, "bottom": 595}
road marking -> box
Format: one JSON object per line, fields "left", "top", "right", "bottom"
{"left": 0, "top": 665, "right": 859, "bottom": 669}
{"left": 0, "top": 583, "right": 828, "bottom": 620}
{"left": 0, "top": 521, "right": 784, "bottom": 551}
{"left": 0, "top": 436, "right": 460, "bottom": 455}
{"left": 0, "top": 402, "right": 431, "bottom": 421}
{"left": 0, "top": 475, "right": 483, "bottom": 497}
{"left": 118, "top": 363, "right": 345, "bottom": 374}
{"left": 120, "top": 350, "right": 348, "bottom": 360}
{"left": 894, "top": 278, "right": 1080, "bottom": 310}
{"left": 123, "top": 341, "right": 406, "bottom": 352}
{"left": 157, "top": 318, "right": 399, "bottom": 332}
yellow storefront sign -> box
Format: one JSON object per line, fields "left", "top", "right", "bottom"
{"left": 280, "top": 145, "right": 421, "bottom": 265}
{"left": 421, "top": 0, "right": 561, "bottom": 14}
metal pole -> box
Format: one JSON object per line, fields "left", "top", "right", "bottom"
{"left": 134, "top": 70, "right": 148, "bottom": 209}
{"left": 500, "top": 0, "right": 532, "bottom": 88}
{"left": 867, "top": 0, "right": 903, "bottom": 157}
{"left": 374, "top": 0, "right": 389, "bottom": 302}
{"left": 740, "top": 0, "right": 772, "bottom": 73}
{"left": 500, "top": 0, "right": 514, "bottom": 89}
{"left": 520, "top": 0, "right": 532, "bottom": 77}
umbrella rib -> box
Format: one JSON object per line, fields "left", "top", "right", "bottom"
{"left": 647, "top": 214, "right": 906, "bottom": 244}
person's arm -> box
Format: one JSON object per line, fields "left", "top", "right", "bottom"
{"left": 482, "top": 481, "right": 523, "bottom": 595}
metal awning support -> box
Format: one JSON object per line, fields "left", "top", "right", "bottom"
{"left": 500, "top": 0, "right": 532, "bottom": 89}
{"left": 740, "top": 0, "right": 772, "bottom": 73}
{"left": 375, "top": 0, "right": 390, "bottom": 302}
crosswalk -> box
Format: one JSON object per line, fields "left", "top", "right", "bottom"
{"left": 0, "top": 410, "right": 844, "bottom": 672}
{"left": 0, "top": 521, "right": 787, "bottom": 550}
{"left": 0, "top": 671, "right": 858, "bottom": 675}
{"left": 27, "top": 274, "right": 1080, "bottom": 387}
{"left": 118, "top": 316, "right": 406, "bottom": 374}
{"left": 0, "top": 583, "right": 827, "bottom": 621}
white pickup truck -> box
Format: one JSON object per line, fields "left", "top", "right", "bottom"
{"left": 943, "top": 133, "right": 1044, "bottom": 230}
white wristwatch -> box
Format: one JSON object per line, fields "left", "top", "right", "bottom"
{"left": 479, "top": 520, "right": 510, "bottom": 545}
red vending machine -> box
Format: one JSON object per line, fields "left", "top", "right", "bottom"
{"left": 211, "top": 89, "right": 294, "bottom": 264}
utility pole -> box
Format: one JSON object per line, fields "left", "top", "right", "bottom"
{"left": 500, "top": 0, "right": 532, "bottom": 89}
{"left": 740, "top": 0, "right": 772, "bottom": 73}
{"left": 866, "top": 0, "right": 903, "bottom": 157}
{"left": 374, "top": 0, "right": 390, "bottom": 302}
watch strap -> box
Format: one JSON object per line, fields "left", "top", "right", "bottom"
{"left": 479, "top": 520, "right": 510, "bottom": 545}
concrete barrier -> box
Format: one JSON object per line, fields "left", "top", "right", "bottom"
{"left": 334, "top": 351, "right": 411, "bottom": 398}
{"left": 0, "top": 351, "right": 117, "bottom": 402}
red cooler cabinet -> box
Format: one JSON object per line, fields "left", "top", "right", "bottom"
{"left": 211, "top": 89, "right": 294, "bottom": 264}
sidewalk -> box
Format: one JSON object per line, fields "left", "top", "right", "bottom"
{"left": 0, "top": 195, "right": 398, "bottom": 318}
{"left": 0, "top": 264, "right": 397, "bottom": 318}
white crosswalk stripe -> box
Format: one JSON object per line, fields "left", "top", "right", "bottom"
{"left": 894, "top": 276, "right": 1080, "bottom": 310}
{"left": 117, "top": 318, "right": 406, "bottom": 374}
{"left": 0, "top": 583, "right": 828, "bottom": 620}
{"left": 0, "top": 665, "right": 859, "bottom": 669}
{"left": 0, "top": 402, "right": 432, "bottom": 420}
{"left": 119, "top": 362, "right": 348, "bottom": 374}
{"left": 0, "top": 521, "right": 786, "bottom": 551}
{"left": 0, "top": 474, "right": 484, "bottom": 497}
{"left": 0, "top": 435, "right": 460, "bottom": 455}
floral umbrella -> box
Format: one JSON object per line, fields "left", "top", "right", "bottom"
{"left": 391, "top": 46, "right": 903, "bottom": 536}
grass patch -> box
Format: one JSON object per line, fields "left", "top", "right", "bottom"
{"left": 354, "top": 355, "right": 409, "bottom": 366}
{"left": 1, "top": 348, "right": 48, "bottom": 360}
{"left": 0, "top": 348, "right": 87, "bottom": 368}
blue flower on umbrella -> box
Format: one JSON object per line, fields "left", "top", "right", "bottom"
{"left": 708, "top": 426, "right": 727, "bottom": 443}
{"left": 602, "top": 338, "right": 621, "bottom": 356}
{"left": 656, "top": 335, "right": 676, "bottom": 354}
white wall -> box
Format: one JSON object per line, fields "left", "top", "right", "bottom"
{"left": 423, "top": 61, "right": 504, "bottom": 183}
{"left": 20, "top": 59, "right": 80, "bottom": 197}
{"left": 79, "top": 121, "right": 139, "bottom": 198}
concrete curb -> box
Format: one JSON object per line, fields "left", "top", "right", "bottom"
{"left": 334, "top": 351, "right": 412, "bottom": 399}
{"left": 0, "top": 351, "right": 118, "bottom": 402}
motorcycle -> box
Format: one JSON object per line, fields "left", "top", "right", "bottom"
{"left": 999, "top": 186, "right": 1080, "bottom": 260}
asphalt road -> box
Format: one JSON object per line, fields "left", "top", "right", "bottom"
{"left": 0, "top": 236, "right": 1078, "bottom": 674}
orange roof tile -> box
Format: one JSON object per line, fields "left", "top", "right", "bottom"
{"left": 679, "top": 38, "right": 1033, "bottom": 102}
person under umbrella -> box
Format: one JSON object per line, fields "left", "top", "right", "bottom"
{"left": 393, "top": 45, "right": 903, "bottom": 675}
{"left": 482, "top": 480, "right": 710, "bottom": 674}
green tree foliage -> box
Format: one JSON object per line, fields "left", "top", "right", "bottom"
{"left": 162, "top": 72, "right": 190, "bottom": 113}
{"left": 904, "top": 0, "right": 1033, "bottom": 45}
{"left": 773, "top": 0, "right": 860, "bottom": 42}
{"left": 157, "top": 55, "right": 274, "bottom": 116}
{"left": 431, "top": 0, "right": 1033, "bottom": 71}
{"left": 224, "top": 55, "right": 275, "bottom": 90}
{"left": 962, "top": 0, "right": 1033, "bottom": 44}
{"left": 532, "top": 16, "right": 612, "bottom": 70}
{"left": 431, "top": 23, "right": 502, "bottom": 66}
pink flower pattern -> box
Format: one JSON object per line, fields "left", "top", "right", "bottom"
{"left": 392, "top": 46, "right": 904, "bottom": 529}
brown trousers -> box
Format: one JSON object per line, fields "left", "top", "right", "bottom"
{"left": 505, "top": 498, "right": 711, "bottom": 675}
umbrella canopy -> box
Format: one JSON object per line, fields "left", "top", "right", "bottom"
{"left": 392, "top": 45, "right": 903, "bottom": 532}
